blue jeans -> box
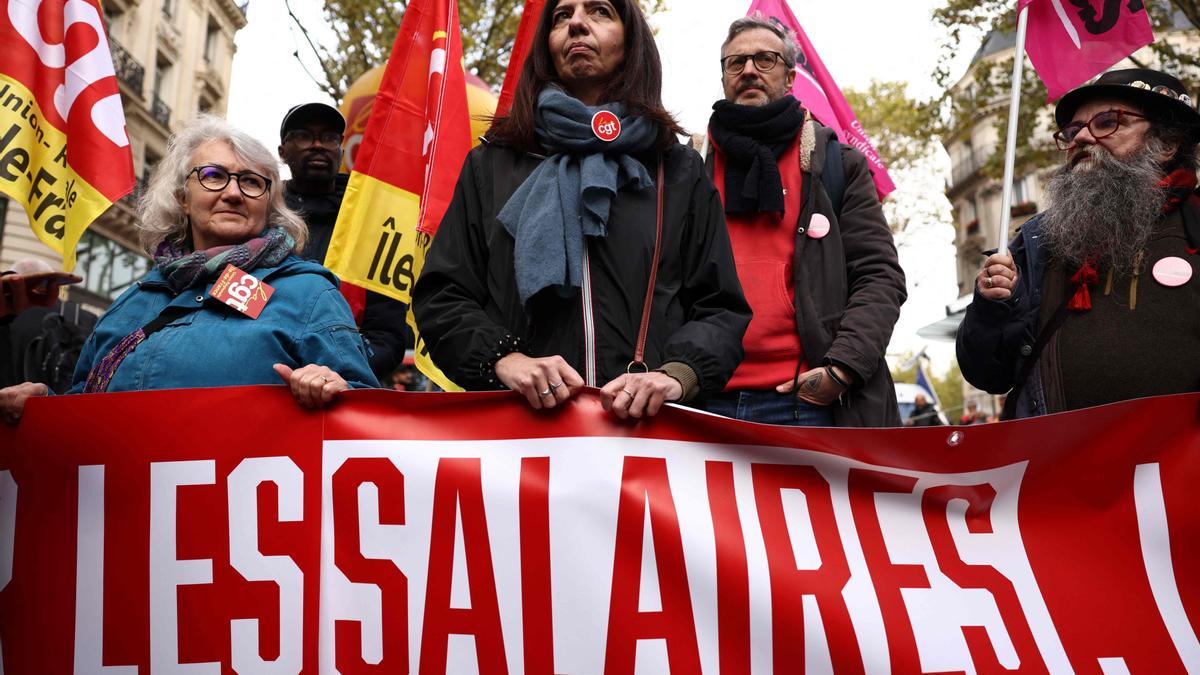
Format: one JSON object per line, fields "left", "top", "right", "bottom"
{"left": 697, "top": 389, "right": 835, "bottom": 426}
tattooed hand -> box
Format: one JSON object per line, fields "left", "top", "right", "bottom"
{"left": 776, "top": 366, "right": 849, "bottom": 406}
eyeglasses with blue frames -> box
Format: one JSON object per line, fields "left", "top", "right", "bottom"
{"left": 187, "top": 165, "right": 272, "bottom": 198}
{"left": 1054, "top": 109, "right": 1148, "bottom": 150}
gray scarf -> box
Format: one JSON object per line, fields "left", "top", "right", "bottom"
{"left": 497, "top": 87, "right": 658, "bottom": 309}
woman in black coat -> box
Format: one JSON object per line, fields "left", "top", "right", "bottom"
{"left": 413, "top": 0, "right": 750, "bottom": 418}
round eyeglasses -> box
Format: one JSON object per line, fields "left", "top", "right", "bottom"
{"left": 187, "top": 165, "right": 271, "bottom": 198}
{"left": 721, "top": 50, "right": 787, "bottom": 75}
{"left": 1054, "top": 109, "right": 1148, "bottom": 150}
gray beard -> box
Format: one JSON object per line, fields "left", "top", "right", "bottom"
{"left": 1040, "top": 141, "right": 1168, "bottom": 273}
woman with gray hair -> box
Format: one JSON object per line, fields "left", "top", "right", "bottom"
{"left": 0, "top": 115, "right": 378, "bottom": 423}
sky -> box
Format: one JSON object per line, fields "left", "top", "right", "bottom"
{"left": 226, "top": 0, "right": 985, "bottom": 374}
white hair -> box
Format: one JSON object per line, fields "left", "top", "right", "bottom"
{"left": 137, "top": 114, "right": 307, "bottom": 255}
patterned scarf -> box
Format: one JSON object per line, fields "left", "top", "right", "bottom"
{"left": 83, "top": 227, "right": 295, "bottom": 393}
{"left": 155, "top": 226, "right": 295, "bottom": 292}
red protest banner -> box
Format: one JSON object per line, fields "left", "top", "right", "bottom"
{"left": 0, "top": 0, "right": 136, "bottom": 270}
{"left": 2, "top": 388, "right": 1199, "bottom": 671}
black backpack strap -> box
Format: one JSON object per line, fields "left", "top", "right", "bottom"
{"left": 1000, "top": 297, "right": 1072, "bottom": 419}
{"left": 822, "top": 135, "right": 845, "bottom": 215}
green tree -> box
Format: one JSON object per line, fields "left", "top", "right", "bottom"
{"left": 286, "top": 0, "right": 667, "bottom": 102}
{"left": 843, "top": 81, "right": 952, "bottom": 234}
{"left": 844, "top": 80, "right": 940, "bottom": 173}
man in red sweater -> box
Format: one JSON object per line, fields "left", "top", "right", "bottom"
{"left": 698, "top": 14, "right": 906, "bottom": 427}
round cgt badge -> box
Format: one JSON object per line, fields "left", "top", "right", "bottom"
{"left": 591, "top": 110, "right": 621, "bottom": 142}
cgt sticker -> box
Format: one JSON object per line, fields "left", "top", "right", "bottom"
{"left": 591, "top": 110, "right": 621, "bottom": 142}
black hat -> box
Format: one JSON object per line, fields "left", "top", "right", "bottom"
{"left": 279, "top": 102, "right": 346, "bottom": 140}
{"left": 1055, "top": 68, "right": 1200, "bottom": 131}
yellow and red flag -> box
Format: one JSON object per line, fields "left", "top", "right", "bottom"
{"left": 0, "top": 0, "right": 135, "bottom": 271}
{"left": 325, "top": 0, "right": 473, "bottom": 390}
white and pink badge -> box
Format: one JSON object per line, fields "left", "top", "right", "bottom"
{"left": 1152, "top": 256, "right": 1193, "bottom": 287}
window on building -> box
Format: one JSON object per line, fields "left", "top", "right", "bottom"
{"left": 1012, "top": 175, "right": 1030, "bottom": 204}
{"left": 204, "top": 19, "right": 220, "bottom": 64}
{"left": 74, "top": 231, "right": 151, "bottom": 301}
{"left": 153, "top": 55, "right": 169, "bottom": 100}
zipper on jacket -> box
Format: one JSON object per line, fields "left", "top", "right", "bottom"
{"left": 582, "top": 245, "right": 597, "bottom": 386}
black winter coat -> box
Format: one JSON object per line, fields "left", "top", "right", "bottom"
{"left": 284, "top": 174, "right": 408, "bottom": 380}
{"left": 413, "top": 141, "right": 751, "bottom": 394}
{"left": 707, "top": 121, "right": 905, "bottom": 426}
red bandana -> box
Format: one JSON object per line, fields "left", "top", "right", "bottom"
{"left": 1160, "top": 168, "right": 1198, "bottom": 214}
{"left": 1068, "top": 261, "right": 1099, "bottom": 311}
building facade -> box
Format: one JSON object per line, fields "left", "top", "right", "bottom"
{"left": 0, "top": 0, "right": 247, "bottom": 310}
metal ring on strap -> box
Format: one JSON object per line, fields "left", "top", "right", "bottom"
{"left": 626, "top": 360, "right": 650, "bottom": 374}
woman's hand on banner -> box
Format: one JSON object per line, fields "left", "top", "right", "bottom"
{"left": 601, "top": 372, "right": 683, "bottom": 420}
{"left": 273, "top": 364, "right": 350, "bottom": 409}
{"left": 495, "top": 353, "right": 583, "bottom": 409}
{"left": 0, "top": 382, "right": 49, "bottom": 425}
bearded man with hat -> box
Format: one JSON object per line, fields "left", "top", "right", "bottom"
{"left": 278, "top": 102, "right": 407, "bottom": 381}
{"left": 958, "top": 68, "right": 1200, "bottom": 419}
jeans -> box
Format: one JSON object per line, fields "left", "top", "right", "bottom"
{"left": 697, "top": 389, "right": 835, "bottom": 426}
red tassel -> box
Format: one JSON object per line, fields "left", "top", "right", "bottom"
{"left": 1068, "top": 262, "right": 1099, "bottom": 311}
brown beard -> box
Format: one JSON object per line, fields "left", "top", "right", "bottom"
{"left": 1040, "top": 139, "right": 1168, "bottom": 274}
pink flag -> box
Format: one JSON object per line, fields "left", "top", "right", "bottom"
{"left": 1019, "top": 0, "right": 1154, "bottom": 101}
{"left": 746, "top": 0, "right": 895, "bottom": 198}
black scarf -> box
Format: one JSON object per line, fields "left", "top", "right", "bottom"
{"left": 708, "top": 95, "right": 805, "bottom": 214}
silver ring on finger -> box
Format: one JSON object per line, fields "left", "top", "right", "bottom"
{"left": 549, "top": 381, "right": 562, "bottom": 391}
{"left": 622, "top": 388, "right": 634, "bottom": 397}
{"left": 539, "top": 387, "right": 552, "bottom": 397}
{"left": 985, "top": 276, "right": 994, "bottom": 288}
{"left": 321, "top": 375, "right": 333, "bottom": 383}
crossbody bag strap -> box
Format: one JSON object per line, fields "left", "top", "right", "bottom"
{"left": 627, "top": 160, "right": 666, "bottom": 373}
{"left": 1001, "top": 296, "right": 1071, "bottom": 419}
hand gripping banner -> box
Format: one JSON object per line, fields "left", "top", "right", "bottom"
{"left": 2, "top": 388, "right": 1199, "bottom": 672}
{"left": 0, "top": 0, "right": 136, "bottom": 271}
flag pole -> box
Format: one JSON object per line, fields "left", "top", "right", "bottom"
{"left": 997, "top": 6, "right": 1029, "bottom": 257}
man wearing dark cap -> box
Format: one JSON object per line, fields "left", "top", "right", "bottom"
{"left": 958, "top": 68, "right": 1200, "bottom": 419}
{"left": 279, "top": 102, "right": 407, "bottom": 380}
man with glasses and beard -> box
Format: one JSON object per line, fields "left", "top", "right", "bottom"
{"left": 279, "top": 103, "right": 407, "bottom": 381}
{"left": 694, "top": 14, "right": 906, "bottom": 427}
{"left": 958, "top": 69, "right": 1200, "bottom": 419}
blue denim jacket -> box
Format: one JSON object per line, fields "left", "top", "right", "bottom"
{"left": 68, "top": 255, "right": 380, "bottom": 393}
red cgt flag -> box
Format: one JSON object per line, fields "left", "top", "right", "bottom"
{"left": 497, "top": 0, "right": 546, "bottom": 118}
{"left": 323, "top": 0, "right": 473, "bottom": 390}
{"left": 0, "top": 0, "right": 135, "bottom": 271}
{"left": 1019, "top": 0, "right": 1155, "bottom": 101}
